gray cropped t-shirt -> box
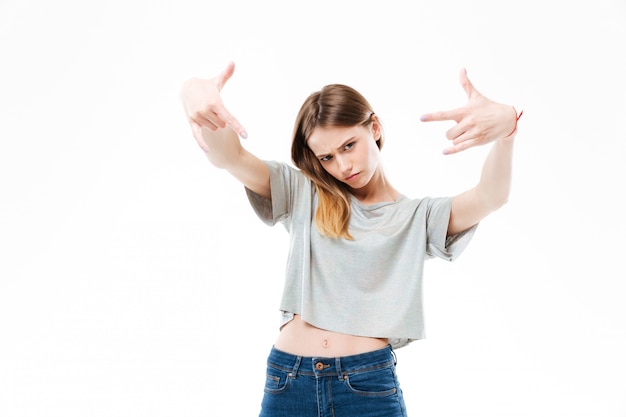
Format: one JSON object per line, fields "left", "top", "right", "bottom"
{"left": 246, "top": 161, "right": 477, "bottom": 349}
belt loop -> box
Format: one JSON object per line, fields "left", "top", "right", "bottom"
{"left": 289, "top": 355, "right": 302, "bottom": 379}
{"left": 335, "top": 357, "right": 343, "bottom": 381}
{"left": 390, "top": 345, "right": 397, "bottom": 365}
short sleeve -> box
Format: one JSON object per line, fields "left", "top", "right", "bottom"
{"left": 424, "top": 196, "right": 478, "bottom": 262}
{"left": 245, "top": 160, "right": 310, "bottom": 227}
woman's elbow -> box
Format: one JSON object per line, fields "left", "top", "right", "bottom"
{"left": 489, "top": 194, "right": 509, "bottom": 212}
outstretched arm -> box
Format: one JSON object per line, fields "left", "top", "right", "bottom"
{"left": 421, "top": 69, "right": 520, "bottom": 235}
{"left": 180, "top": 62, "right": 270, "bottom": 198}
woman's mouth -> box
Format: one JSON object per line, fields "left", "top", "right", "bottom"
{"left": 345, "top": 172, "right": 360, "bottom": 182}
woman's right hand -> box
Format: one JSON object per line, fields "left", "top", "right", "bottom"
{"left": 180, "top": 61, "right": 248, "bottom": 151}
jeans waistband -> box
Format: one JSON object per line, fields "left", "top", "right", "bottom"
{"left": 266, "top": 345, "right": 396, "bottom": 380}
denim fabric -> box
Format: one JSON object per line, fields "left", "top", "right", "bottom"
{"left": 259, "top": 345, "right": 408, "bottom": 417}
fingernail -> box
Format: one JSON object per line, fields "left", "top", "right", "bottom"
{"left": 240, "top": 131, "right": 248, "bottom": 139}
{"left": 420, "top": 115, "right": 427, "bottom": 122}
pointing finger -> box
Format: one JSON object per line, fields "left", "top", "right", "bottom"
{"left": 217, "top": 107, "right": 248, "bottom": 139}
{"left": 420, "top": 107, "right": 463, "bottom": 123}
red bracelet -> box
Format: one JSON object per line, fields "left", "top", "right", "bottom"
{"left": 504, "top": 106, "right": 524, "bottom": 138}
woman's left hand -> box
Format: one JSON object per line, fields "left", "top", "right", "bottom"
{"left": 420, "top": 69, "right": 517, "bottom": 155}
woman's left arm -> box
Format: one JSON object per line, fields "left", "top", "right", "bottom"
{"left": 420, "top": 69, "right": 521, "bottom": 236}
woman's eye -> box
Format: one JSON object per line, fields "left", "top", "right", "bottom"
{"left": 320, "top": 155, "right": 332, "bottom": 162}
{"left": 344, "top": 142, "right": 355, "bottom": 151}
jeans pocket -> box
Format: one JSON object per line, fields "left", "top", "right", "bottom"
{"left": 344, "top": 366, "right": 398, "bottom": 397}
{"left": 263, "top": 364, "right": 291, "bottom": 394}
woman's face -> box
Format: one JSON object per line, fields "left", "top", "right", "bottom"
{"left": 306, "top": 122, "right": 382, "bottom": 190}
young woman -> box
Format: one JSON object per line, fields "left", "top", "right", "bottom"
{"left": 180, "top": 62, "right": 520, "bottom": 417}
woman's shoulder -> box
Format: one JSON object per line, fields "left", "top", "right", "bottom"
{"left": 385, "top": 195, "right": 454, "bottom": 219}
{"left": 265, "top": 160, "right": 305, "bottom": 177}
{"left": 263, "top": 160, "right": 314, "bottom": 197}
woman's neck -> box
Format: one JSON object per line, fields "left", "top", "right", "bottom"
{"left": 350, "top": 168, "right": 400, "bottom": 205}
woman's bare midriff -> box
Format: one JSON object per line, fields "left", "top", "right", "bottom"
{"left": 274, "top": 314, "right": 389, "bottom": 357}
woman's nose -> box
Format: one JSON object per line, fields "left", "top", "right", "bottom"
{"left": 336, "top": 156, "right": 351, "bottom": 173}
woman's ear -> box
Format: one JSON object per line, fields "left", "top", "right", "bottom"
{"left": 369, "top": 114, "right": 384, "bottom": 150}
{"left": 370, "top": 114, "right": 382, "bottom": 140}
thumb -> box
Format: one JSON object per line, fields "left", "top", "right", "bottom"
{"left": 216, "top": 61, "right": 236, "bottom": 91}
{"left": 459, "top": 68, "right": 480, "bottom": 99}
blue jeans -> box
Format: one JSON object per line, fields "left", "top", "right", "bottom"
{"left": 259, "top": 345, "right": 408, "bottom": 417}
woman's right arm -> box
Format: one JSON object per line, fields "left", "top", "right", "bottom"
{"left": 180, "top": 62, "right": 270, "bottom": 199}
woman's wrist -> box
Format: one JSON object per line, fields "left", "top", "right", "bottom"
{"left": 504, "top": 106, "right": 523, "bottom": 138}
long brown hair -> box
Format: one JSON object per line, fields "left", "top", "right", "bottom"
{"left": 291, "top": 84, "right": 384, "bottom": 240}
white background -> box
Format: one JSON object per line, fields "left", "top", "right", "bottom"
{"left": 1, "top": 0, "right": 625, "bottom": 416}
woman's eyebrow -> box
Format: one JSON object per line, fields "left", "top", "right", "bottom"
{"left": 314, "top": 136, "right": 357, "bottom": 158}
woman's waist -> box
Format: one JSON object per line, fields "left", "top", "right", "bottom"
{"left": 274, "top": 314, "right": 389, "bottom": 357}
{"left": 266, "top": 344, "right": 396, "bottom": 378}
